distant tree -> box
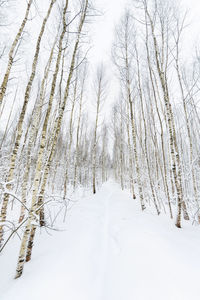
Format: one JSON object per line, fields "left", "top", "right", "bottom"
{"left": 92, "top": 65, "right": 107, "bottom": 194}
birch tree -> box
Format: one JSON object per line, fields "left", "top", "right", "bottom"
{"left": 0, "top": 0, "right": 33, "bottom": 108}
{"left": 113, "top": 12, "right": 146, "bottom": 210}
{"left": 0, "top": 0, "right": 57, "bottom": 245}
{"left": 15, "top": 0, "right": 90, "bottom": 278}
{"left": 92, "top": 65, "right": 107, "bottom": 194}
{"left": 142, "top": 0, "right": 189, "bottom": 227}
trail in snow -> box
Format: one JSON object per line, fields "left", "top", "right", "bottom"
{"left": 1, "top": 181, "right": 200, "bottom": 300}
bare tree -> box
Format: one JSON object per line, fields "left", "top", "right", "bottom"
{"left": 92, "top": 65, "right": 107, "bottom": 194}
{"left": 0, "top": 0, "right": 33, "bottom": 107}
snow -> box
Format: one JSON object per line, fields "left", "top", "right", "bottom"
{"left": 1, "top": 181, "right": 200, "bottom": 300}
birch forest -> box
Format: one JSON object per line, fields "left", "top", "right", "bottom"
{"left": 0, "top": 0, "right": 200, "bottom": 299}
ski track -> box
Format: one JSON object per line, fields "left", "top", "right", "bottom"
{"left": 1, "top": 181, "right": 200, "bottom": 300}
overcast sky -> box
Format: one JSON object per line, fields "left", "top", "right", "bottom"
{"left": 86, "top": 0, "right": 200, "bottom": 116}
{"left": 89, "top": 0, "right": 127, "bottom": 65}
{"left": 89, "top": 0, "right": 200, "bottom": 65}
{"left": 1, "top": 0, "right": 200, "bottom": 126}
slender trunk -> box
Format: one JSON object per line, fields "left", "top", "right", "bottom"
{"left": 0, "top": 0, "right": 56, "bottom": 245}
{"left": 176, "top": 51, "right": 199, "bottom": 221}
{"left": 19, "top": 36, "right": 57, "bottom": 223}
{"left": 73, "top": 68, "right": 85, "bottom": 190}
{"left": 145, "top": 4, "right": 183, "bottom": 227}
{"left": 126, "top": 102, "right": 136, "bottom": 199}
{"left": 136, "top": 47, "right": 160, "bottom": 214}
{"left": 16, "top": 2, "right": 89, "bottom": 271}
{"left": 146, "top": 42, "right": 173, "bottom": 218}
{"left": 15, "top": 0, "right": 70, "bottom": 278}
{"left": 0, "top": 0, "right": 33, "bottom": 107}
{"left": 63, "top": 71, "right": 78, "bottom": 199}
{"left": 125, "top": 43, "right": 145, "bottom": 210}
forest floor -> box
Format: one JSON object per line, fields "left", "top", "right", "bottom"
{"left": 1, "top": 181, "right": 200, "bottom": 300}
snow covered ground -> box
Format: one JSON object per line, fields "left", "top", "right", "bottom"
{"left": 1, "top": 181, "right": 200, "bottom": 300}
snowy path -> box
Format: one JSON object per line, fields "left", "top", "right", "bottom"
{"left": 1, "top": 181, "right": 200, "bottom": 300}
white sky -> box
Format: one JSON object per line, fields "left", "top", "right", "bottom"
{"left": 89, "top": 0, "right": 128, "bottom": 65}
{"left": 1, "top": 0, "right": 200, "bottom": 129}
{"left": 89, "top": 0, "right": 200, "bottom": 64}
{"left": 87, "top": 0, "right": 200, "bottom": 118}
